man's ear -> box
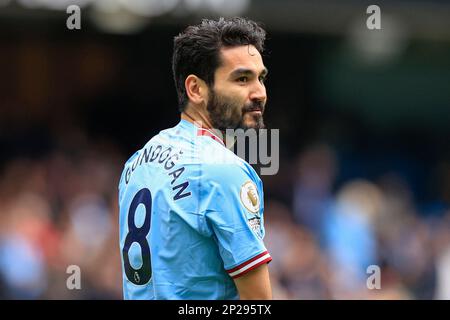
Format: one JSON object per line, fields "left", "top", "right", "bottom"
{"left": 185, "top": 75, "right": 208, "bottom": 105}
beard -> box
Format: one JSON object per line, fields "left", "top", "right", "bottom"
{"left": 206, "top": 89, "right": 265, "bottom": 131}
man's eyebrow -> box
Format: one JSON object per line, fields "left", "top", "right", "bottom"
{"left": 229, "top": 67, "right": 269, "bottom": 78}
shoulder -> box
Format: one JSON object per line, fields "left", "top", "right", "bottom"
{"left": 200, "top": 142, "right": 257, "bottom": 182}
{"left": 199, "top": 152, "right": 262, "bottom": 211}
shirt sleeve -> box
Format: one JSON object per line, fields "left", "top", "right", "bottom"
{"left": 200, "top": 163, "right": 272, "bottom": 279}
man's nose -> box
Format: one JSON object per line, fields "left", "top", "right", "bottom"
{"left": 249, "top": 80, "right": 267, "bottom": 103}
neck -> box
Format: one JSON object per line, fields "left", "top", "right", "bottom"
{"left": 181, "top": 106, "right": 214, "bottom": 130}
{"left": 181, "top": 106, "right": 231, "bottom": 147}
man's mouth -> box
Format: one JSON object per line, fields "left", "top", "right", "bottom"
{"left": 244, "top": 106, "right": 263, "bottom": 114}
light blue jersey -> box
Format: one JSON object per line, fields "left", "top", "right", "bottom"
{"left": 118, "top": 119, "right": 271, "bottom": 300}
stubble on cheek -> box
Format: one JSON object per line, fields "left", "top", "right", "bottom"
{"left": 218, "top": 92, "right": 244, "bottom": 129}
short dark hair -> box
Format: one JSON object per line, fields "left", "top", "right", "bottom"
{"left": 172, "top": 17, "right": 267, "bottom": 111}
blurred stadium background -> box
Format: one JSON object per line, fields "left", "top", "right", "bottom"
{"left": 1, "top": 0, "right": 450, "bottom": 299}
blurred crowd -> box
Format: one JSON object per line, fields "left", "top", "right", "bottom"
{"left": 0, "top": 133, "right": 449, "bottom": 300}
{"left": 265, "top": 143, "right": 450, "bottom": 299}
{"left": 0, "top": 133, "right": 123, "bottom": 299}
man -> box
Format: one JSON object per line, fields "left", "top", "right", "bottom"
{"left": 118, "top": 17, "right": 272, "bottom": 300}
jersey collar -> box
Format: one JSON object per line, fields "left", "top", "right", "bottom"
{"left": 179, "top": 119, "right": 225, "bottom": 147}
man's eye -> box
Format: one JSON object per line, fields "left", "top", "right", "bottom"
{"left": 237, "top": 76, "right": 248, "bottom": 83}
{"left": 259, "top": 76, "right": 266, "bottom": 83}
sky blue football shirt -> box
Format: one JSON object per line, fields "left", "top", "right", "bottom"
{"left": 118, "top": 119, "right": 272, "bottom": 300}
